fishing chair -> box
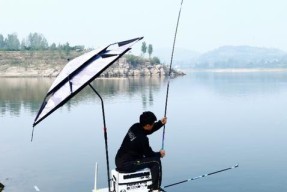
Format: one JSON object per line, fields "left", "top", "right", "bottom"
{"left": 111, "top": 168, "right": 152, "bottom": 191}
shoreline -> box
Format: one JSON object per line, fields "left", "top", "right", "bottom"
{"left": 0, "top": 50, "right": 185, "bottom": 77}
{"left": 1, "top": 68, "right": 287, "bottom": 78}
{"left": 187, "top": 68, "right": 287, "bottom": 73}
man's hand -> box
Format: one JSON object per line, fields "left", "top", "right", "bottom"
{"left": 161, "top": 117, "right": 167, "bottom": 125}
{"left": 160, "top": 150, "right": 166, "bottom": 158}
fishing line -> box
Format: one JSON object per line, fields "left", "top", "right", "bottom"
{"left": 162, "top": 0, "right": 184, "bottom": 150}
{"left": 164, "top": 164, "right": 239, "bottom": 188}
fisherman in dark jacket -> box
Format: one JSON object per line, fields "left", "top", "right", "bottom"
{"left": 115, "top": 111, "right": 167, "bottom": 192}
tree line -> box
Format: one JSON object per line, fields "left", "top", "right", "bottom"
{"left": 0, "top": 32, "right": 85, "bottom": 52}
{"left": 0, "top": 32, "right": 161, "bottom": 65}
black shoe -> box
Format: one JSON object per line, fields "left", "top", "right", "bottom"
{"left": 148, "top": 187, "right": 166, "bottom": 192}
{"left": 158, "top": 187, "right": 166, "bottom": 192}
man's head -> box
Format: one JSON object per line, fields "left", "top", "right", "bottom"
{"left": 140, "top": 111, "right": 157, "bottom": 131}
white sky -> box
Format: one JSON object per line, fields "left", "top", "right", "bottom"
{"left": 1, "top": 0, "right": 287, "bottom": 53}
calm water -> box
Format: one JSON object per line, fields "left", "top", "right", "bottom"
{"left": 1, "top": 72, "right": 287, "bottom": 192}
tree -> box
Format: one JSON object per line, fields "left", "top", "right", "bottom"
{"left": 148, "top": 44, "right": 153, "bottom": 59}
{"left": 0, "top": 34, "right": 5, "bottom": 50}
{"left": 5, "top": 33, "right": 20, "bottom": 50}
{"left": 50, "top": 43, "right": 57, "bottom": 50}
{"left": 63, "top": 42, "right": 71, "bottom": 56}
{"left": 141, "top": 41, "right": 147, "bottom": 57}
{"left": 25, "top": 32, "right": 48, "bottom": 50}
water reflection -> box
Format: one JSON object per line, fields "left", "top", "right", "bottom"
{"left": 0, "top": 77, "right": 166, "bottom": 116}
{"left": 189, "top": 72, "right": 287, "bottom": 97}
{"left": 1, "top": 72, "right": 287, "bottom": 116}
{"left": 0, "top": 78, "right": 52, "bottom": 116}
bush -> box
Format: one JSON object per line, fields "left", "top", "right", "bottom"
{"left": 125, "top": 54, "right": 145, "bottom": 67}
{"left": 151, "top": 56, "right": 161, "bottom": 65}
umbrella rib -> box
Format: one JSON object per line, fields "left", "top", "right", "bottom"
{"left": 68, "top": 76, "right": 73, "bottom": 93}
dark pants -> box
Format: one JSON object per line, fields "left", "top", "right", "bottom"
{"left": 116, "top": 156, "right": 162, "bottom": 189}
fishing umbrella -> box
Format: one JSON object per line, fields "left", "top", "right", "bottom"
{"left": 33, "top": 37, "right": 142, "bottom": 127}
{"left": 32, "top": 37, "right": 142, "bottom": 192}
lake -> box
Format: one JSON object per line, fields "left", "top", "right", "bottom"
{"left": 1, "top": 71, "right": 287, "bottom": 192}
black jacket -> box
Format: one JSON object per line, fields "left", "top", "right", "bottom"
{"left": 115, "top": 120, "right": 164, "bottom": 166}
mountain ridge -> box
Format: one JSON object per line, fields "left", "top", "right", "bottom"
{"left": 156, "top": 46, "right": 287, "bottom": 69}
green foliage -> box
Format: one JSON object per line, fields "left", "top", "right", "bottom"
{"left": 141, "top": 41, "right": 147, "bottom": 56}
{"left": 0, "top": 32, "right": 85, "bottom": 52}
{"left": 0, "top": 33, "right": 162, "bottom": 68}
{"left": 125, "top": 54, "right": 161, "bottom": 67}
{"left": 63, "top": 42, "right": 71, "bottom": 56}
{"left": 23, "top": 32, "right": 48, "bottom": 50}
{"left": 150, "top": 56, "right": 161, "bottom": 65}
{"left": 140, "top": 42, "right": 158, "bottom": 63}
{"left": 148, "top": 44, "right": 153, "bottom": 58}
{"left": 5, "top": 33, "right": 20, "bottom": 50}
{"left": 125, "top": 54, "right": 145, "bottom": 67}
{"left": 0, "top": 34, "right": 5, "bottom": 50}
{"left": 50, "top": 43, "right": 57, "bottom": 50}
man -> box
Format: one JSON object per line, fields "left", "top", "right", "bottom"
{"left": 115, "top": 111, "right": 167, "bottom": 192}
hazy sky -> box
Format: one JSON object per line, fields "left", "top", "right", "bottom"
{"left": 1, "top": 0, "right": 287, "bottom": 53}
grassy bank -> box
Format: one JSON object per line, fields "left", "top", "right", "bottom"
{"left": 0, "top": 50, "right": 84, "bottom": 77}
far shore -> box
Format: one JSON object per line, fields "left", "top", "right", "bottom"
{"left": 1, "top": 68, "right": 287, "bottom": 78}
{"left": 187, "top": 68, "right": 287, "bottom": 73}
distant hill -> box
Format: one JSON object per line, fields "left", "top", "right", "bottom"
{"left": 192, "top": 46, "right": 287, "bottom": 69}
{"left": 154, "top": 47, "right": 200, "bottom": 68}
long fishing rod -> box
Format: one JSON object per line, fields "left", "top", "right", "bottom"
{"left": 164, "top": 164, "right": 239, "bottom": 188}
{"left": 162, "top": 0, "right": 184, "bottom": 150}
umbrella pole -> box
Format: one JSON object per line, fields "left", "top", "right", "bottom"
{"left": 89, "top": 84, "right": 111, "bottom": 192}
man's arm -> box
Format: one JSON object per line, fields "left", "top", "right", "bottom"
{"left": 150, "top": 117, "right": 167, "bottom": 134}
{"left": 142, "top": 137, "right": 161, "bottom": 158}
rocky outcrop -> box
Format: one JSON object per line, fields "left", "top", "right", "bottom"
{"left": 101, "top": 58, "right": 185, "bottom": 77}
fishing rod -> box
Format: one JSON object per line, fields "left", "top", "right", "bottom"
{"left": 162, "top": 0, "right": 184, "bottom": 150}
{"left": 164, "top": 164, "right": 239, "bottom": 188}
